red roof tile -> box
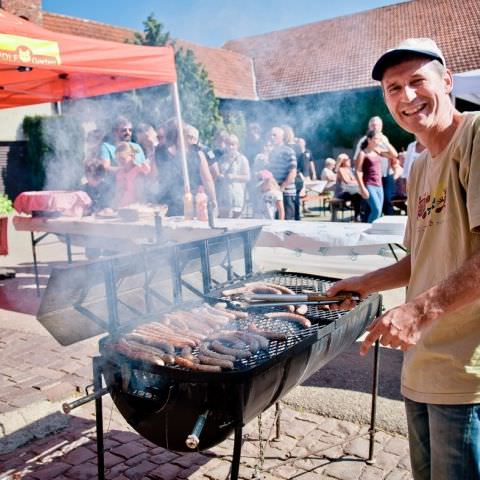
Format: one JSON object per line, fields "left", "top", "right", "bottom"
{"left": 223, "top": 0, "right": 480, "bottom": 100}
{"left": 176, "top": 39, "right": 257, "bottom": 100}
{"left": 42, "top": 13, "right": 257, "bottom": 100}
{"left": 43, "top": 12, "right": 137, "bottom": 44}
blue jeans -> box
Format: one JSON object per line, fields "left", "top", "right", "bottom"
{"left": 405, "top": 398, "right": 480, "bottom": 480}
{"left": 366, "top": 184, "right": 383, "bottom": 222}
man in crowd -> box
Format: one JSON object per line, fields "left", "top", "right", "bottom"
{"left": 267, "top": 127, "right": 298, "bottom": 220}
{"left": 100, "top": 116, "right": 146, "bottom": 172}
{"left": 328, "top": 38, "right": 480, "bottom": 479}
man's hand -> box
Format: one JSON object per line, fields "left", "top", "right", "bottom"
{"left": 360, "top": 302, "right": 423, "bottom": 355}
{"left": 326, "top": 275, "right": 370, "bottom": 311}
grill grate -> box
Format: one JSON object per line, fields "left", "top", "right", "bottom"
{"left": 106, "top": 271, "right": 357, "bottom": 375}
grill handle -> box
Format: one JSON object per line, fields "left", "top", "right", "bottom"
{"left": 186, "top": 410, "right": 209, "bottom": 449}
{"left": 62, "top": 387, "right": 109, "bottom": 414}
{"left": 247, "top": 292, "right": 358, "bottom": 303}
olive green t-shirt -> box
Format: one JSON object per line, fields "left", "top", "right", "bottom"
{"left": 402, "top": 111, "right": 480, "bottom": 404}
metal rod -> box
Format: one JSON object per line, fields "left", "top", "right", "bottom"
{"left": 93, "top": 357, "right": 105, "bottom": 480}
{"left": 171, "top": 82, "right": 190, "bottom": 194}
{"left": 185, "top": 410, "right": 209, "bottom": 449}
{"left": 368, "top": 340, "right": 381, "bottom": 463}
{"left": 31, "top": 232, "right": 41, "bottom": 296}
{"left": 62, "top": 387, "right": 109, "bottom": 414}
{"left": 230, "top": 425, "right": 243, "bottom": 480}
{"left": 66, "top": 234, "right": 72, "bottom": 263}
{"left": 275, "top": 402, "right": 281, "bottom": 440}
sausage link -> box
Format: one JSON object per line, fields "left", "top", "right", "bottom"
{"left": 265, "top": 312, "right": 312, "bottom": 328}
{"left": 248, "top": 323, "right": 288, "bottom": 341}
{"left": 211, "top": 340, "right": 251, "bottom": 359}
{"left": 197, "top": 355, "right": 234, "bottom": 370}
{"left": 198, "top": 343, "right": 236, "bottom": 362}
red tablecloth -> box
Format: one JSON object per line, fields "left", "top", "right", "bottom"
{"left": 0, "top": 216, "right": 7, "bottom": 255}
{"left": 14, "top": 191, "right": 92, "bottom": 217}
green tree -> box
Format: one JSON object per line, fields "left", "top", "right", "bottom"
{"left": 132, "top": 13, "right": 223, "bottom": 142}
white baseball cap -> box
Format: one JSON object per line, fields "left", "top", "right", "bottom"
{"left": 372, "top": 38, "right": 446, "bottom": 81}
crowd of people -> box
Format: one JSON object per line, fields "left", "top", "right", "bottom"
{"left": 80, "top": 111, "right": 423, "bottom": 224}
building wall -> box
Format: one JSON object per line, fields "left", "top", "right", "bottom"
{"left": 0, "top": 103, "right": 54, "bottom": 141}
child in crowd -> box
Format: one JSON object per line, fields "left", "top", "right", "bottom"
{"left": 82, "top": 162, "right": 112, "bottom": 213}
{"left": 114, "top": 142, "right": 151, "bottom": 207}
{"left": 257, "top": 170, "right": 285, "bottom": 220}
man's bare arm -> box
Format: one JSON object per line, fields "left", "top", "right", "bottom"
{"left": 361, "top": 248, "right": 480, "bottom": 354}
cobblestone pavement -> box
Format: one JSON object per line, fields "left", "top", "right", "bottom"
{"left": 0, "top": 396, "right": 412, "bottom": 480}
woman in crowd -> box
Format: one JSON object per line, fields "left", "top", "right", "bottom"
{"left": 154, "top": 120, "right": 217, "bottom": 216}
{"left": 334, "top": 153, "right": 363, "bottom": 222}
{"left": 355, "top": 130, "right": 384, "bottom": 222}
{"left": 216, "top": 134, "right": 250, "bottom": 218}
{"left": 320, "top": 158, "right": 337, "bottom": 191}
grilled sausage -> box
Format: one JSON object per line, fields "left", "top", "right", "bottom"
{"left": 180, "top": 346, "right": 200, "bottom": 364}
{"left": 265, "top": 312, "right": 312, "bottom": 328}
{"left": 239, "top": 331, "right": 270, "bottom": 350}
{"left": 198, "top": 343, "right": 236, "bottom": 362}
{"left": 246, "top": 282, "right": 295, "bottom": 295}
{"left": 175, "top": 356, "right": 221, "bottom": 372}
{"left": 232, "top": 332, "right": 261, "bottom": 353}
{"left": 248, "top": 323, "right": 288, "bottom": 341}
{"left": 111, "top": 341, "right": 165, "bottom": 366}
{"left": 197, "top": 355, "right": 234, "bottom": 370}
{"left": 296, "top": 304, "right": 309, "bottom": 315}
{"left": 121, "top": 338, "right": 175, "bottom": 364}
{"left": 211, "top": 340, "right": 251, "bottom": 359}
{"left": 203, "top": 303, "right": 237, "bottom": 320}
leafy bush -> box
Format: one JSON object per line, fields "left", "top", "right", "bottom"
{"left": 0, "top": 194, "right": 13, "bottom": 215}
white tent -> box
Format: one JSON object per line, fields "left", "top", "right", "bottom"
{"left": 452, "top": 69, "right": 480, "bottom": 106}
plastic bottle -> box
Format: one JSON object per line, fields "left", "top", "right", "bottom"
{"left": 195, "top": 186, "right": 208, "bottom": 221}
{"left": 183, "top": 191, "right": 194, "bottom": 220}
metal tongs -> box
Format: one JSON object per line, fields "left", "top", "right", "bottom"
{"left": 245, "top": 292, "right": 360, "bottom": 308}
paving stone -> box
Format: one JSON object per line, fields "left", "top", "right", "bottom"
{"left": 322, "top": 457, "right": 366, "bottom": 480}
{"left": 373, "top": 450, "right": 401, "bottom": 473}
{"left": 124, "top": 451, "right": 150, "bottom": 466}
{"left": 171, "top": 452, "right": 208, "bottom": 468}
{"left": 107, "top": 461, "right": 129, "bottom": 477}
{"left": 202, "top": 459, "right": 231, "bottom": 480}
{"left": 397, "top": 454, "right": 411, "bottom": 470}
{"left": 112, "top": 441, "right": 149, "bottom": 459}
{"left": 384, "top": 436, "right": 409, "bottom": 457}
{"left": 123, "top": 459, "right": 157, "bottom": 479}
{"left": 359, "top": 464, "right": 385, "bottom": 480}
{"left": 61, "top": 445, "right": 96, "bottom": 465}
{"left": 149, "top": 449, "right": 180, "bottom": 465}
{"left": 65, "top": 462, "right": 98, "bottom": 479}
{"left": 103, "top": 451, "right": 125, "bottom": 469}
{"left": 270, "top": 462, "right": 305, "bottom": 479}
{"left": 148, "top": 462, "right": 183, "bottom": 479}
{"left": 28, "top": 461, "right": 71, "bottom": 480}
{"left": 385, "top": 469, "right": 413, "bottom": 480}
{"left": 343, "top": 437, "right": 371, "bottom": 459}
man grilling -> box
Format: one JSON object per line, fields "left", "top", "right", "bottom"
{"left": 328, "top": 38, "right": 480, "bottom": 479}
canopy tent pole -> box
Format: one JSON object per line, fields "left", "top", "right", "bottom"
{"left": 171, "top": 82, "right": 190, "bottom": 195}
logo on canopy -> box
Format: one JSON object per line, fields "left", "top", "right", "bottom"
{"left": 0, "top": 34, "right": 61, "bottom": 66}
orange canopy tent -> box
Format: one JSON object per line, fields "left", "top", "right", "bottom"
{"left": 0, "top": 8, "right": 177, "bottom": 108}
{"left": 0, "top": 9, "right": 192, "bottom": 193}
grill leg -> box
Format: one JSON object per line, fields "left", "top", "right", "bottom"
{"left": 93, "top": 357, "right": 105, "bottom": 480}
{"left": 275, "top": 402, "right": 281, "bottom": 440}
{"left": 230, "top": 425, "right": 243, "bottom": 480}
{"left": 367, "top": 340, "right": 381, "bottom": 463}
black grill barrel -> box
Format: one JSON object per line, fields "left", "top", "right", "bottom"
{"left": 186, "top": 410, "right": 209, "bottom": 449}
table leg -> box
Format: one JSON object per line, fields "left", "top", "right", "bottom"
{"left": 31, "top": 232, "right": 41, "bottom": 296}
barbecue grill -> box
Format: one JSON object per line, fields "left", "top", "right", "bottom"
{"left": 38, "top": 226, "right": 382, "bottom": 479}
